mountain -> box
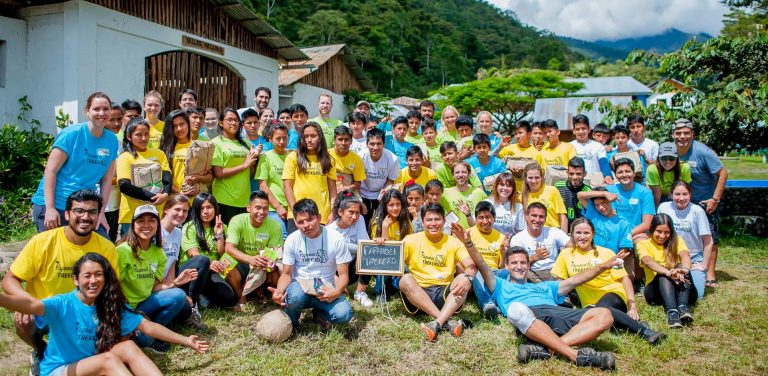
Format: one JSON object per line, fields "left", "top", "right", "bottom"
{"left": 561, "top": 28, "right": 713, "bottom": 61}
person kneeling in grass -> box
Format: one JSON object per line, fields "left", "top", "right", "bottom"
{"left": 0, "top": 253, "right": 208, "bottom": 376}
{"left": 458, "top": 223, "right": 621, "bottom": 371}
{"left": 398, "top": 203, "right": 478, "bottom": 342}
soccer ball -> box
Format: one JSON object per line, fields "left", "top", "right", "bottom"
{"left": 256, "top": 309, "right": 293, "bottom": 343}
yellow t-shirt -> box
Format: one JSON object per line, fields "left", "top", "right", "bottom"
{"left": 525, "top": 185, "right": 566, "bottom": 228}
{"left": 116, "top": 148, "right": 171, "bottom": 224}
{"left": 403, "top": 232, "right": 470, "bottom": 287}
{"left": 171, "top": 141, "right": 191, "bottom": 192}
{"left": 9, "top": 227, "right": 118, "bottom": 299}
{"left": 540, "top": 142, "right": 576, "bottom": 167}
{"left": 395, "top": 166, "right": 437, "bottom": 188}
{"left": 636, "top": 237, "right": 689, "bottom": 285}
{"left": 329, "top": 149, "right": 366, "bottom": 186}
{"left": 469, "top": 226, "right": 503, "bottom": 269}
{"left": 551, "top": 246, "right": 628, "bottom": 307}
{"left": 147, "top": 120, "right": 165, "bottom": 149}
{"left": 498, "top": 144, "right": 543, "bottom": 194}
{"left": 282, "top": 152, "right": 337, "bottom": 223}
{"left": 370, "top": 219, "right": 408, "bottom": 241}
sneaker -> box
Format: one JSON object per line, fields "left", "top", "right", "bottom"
{"left": 198, "top": 295, "right": 210, "bottom": 309}
{"left": 146, "top": 341, "right": 171, "bottom": 354}
{"left": 667, "top": 309, "right": 683, "bottom": 329}
{"left": 442, "top": 319, "right": 464, "bottom": 337}
{"left": 29, "top": 351, "right": 40, "bottom": 376}
{"left": 482, "top": 302, "right": 501, "bottom": 320}
{"left": 640, "top": 327, "right": 667, "bottom": 345}
{"left": 576, "top": 348, "right": 615, "bottom": 370}
{"left": 634, "top": 281, "right": 645, "bottom": 297}
{"left": 185, "top": 306, "right": 209, "bottom": 332}
{"left": 517, "top": 343, "right": 551, "bottom": 363}
{"left": 678, "top": 305, "right": 694, "bottom": 325}
{"left": 354, "top": 291, "right": 374, "bottom": 308}
{"left": 420, "top": 320, "right": 441, "bottom": 342}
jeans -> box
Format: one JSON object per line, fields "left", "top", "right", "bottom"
{"left": 473, "top": 268, "right": 509, "bottom": 308}
{"left": 33, "top": 204, "right": 110, "bottom": 240}
{"left": 690, "top": 252, "right": 706, "bottom": 299}
{"left": 268, "top": 211, "right": 288, "bottom": 240}
{"left": 178, "top": 256, "right": 211, "bottom": 305}
{"left": 135, "top": 288, "right": 188, "bottom": 346}
{"left": 284, "top": 281, "right": 353, "bottom": 328}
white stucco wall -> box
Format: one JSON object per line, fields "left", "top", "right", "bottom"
{"left": 17, "top": 0, "right": 280, "bottom": 134}
{"left": 280, "top": 83, "right": 351, "bottom": 121}
{"left": 0, "top": 16, "right": 29, "bottom": 127}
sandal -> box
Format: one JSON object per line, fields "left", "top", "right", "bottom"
{"left": 706, "top": 280, "right": 719, "bottom": 288}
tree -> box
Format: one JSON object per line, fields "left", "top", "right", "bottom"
{"left": 580, "top": 31, "right": 768, "bottom": 153}
{"left": 298, "top": 10, "right": 350, "bottom": 45}
{"left": 431, "top": 71, "right": 583, "bottom": 134}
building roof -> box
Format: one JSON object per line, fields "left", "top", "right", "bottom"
{"left": 280, "top": 44, "right": 374, "bottom": 91}
{"left": 391, "top": 96, "right": 420, "bottom": 108}
{"left": 566, "top": 76, "right": 653, "bottom": 97}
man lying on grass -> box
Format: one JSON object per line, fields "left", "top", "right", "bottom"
{"left": 453, "top": 222, "right": 622, "bottom": 370}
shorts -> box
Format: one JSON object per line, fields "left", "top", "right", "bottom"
{"left": 696, "top": 202, "right": 720, "bottom": 245}
{"left": 401, "top": 285, "right": 451, "bottom": 315}
{"left": 529, "top": 305, "right": 588, "bottom": 336}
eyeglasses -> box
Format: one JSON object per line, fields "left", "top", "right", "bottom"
{"left": 223, "top": 118, "right": 239, "bottom": 124}
{"left": 71, "top": 208, "right": 99, "bottom": 216}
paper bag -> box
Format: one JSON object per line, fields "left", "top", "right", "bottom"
{"left": 482, "top": 173, "right": 502, "bottom": 193}
{"left": 544, "top": 165, "right": 568, "bottom": 186}
{"left": 131, "top": 163, "right": 162, "bottom": 194}
{"left": 184, "top": 140, "right": 213, "bottom": 192}
{"left": 612, "top": 151, "right": 643, "bottom": 178}
{"left": 505, "top": 157, "right": 537, "bottom": 177}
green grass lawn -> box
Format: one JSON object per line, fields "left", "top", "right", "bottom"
{"left": 1, "top": 236, "right": 767, "bottom": 375}
{"left": 722, "top": 156, "right": 768, "bottom": 180}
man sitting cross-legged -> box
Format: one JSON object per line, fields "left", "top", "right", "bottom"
{"left": 398, "top": 203, "right": 478, "bottom": 342}
{"left": 455, "top": 221, "right": 624, "bottom": 370}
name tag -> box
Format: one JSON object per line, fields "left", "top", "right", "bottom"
{"left": 687, "top": 160, "right": 698, "bottom": 168}
{"left": 256, "top": 233, "right": 270, "bottom": 240}
{"left": 629, "top": 198, "right": 639, "bottom": 205}
{"left": 97, "top": 148, "right": 110, "bottom": 156}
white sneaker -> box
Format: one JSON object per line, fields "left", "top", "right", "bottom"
{"left": 354, "top": 292, "right": 374, "bottom": 308}
{"left": 29, "top": 351, "right": 40, "bottom": 376}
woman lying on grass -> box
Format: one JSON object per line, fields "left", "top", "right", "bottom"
{"left": 0, "top": 253, "right": 208, "bottom": 376}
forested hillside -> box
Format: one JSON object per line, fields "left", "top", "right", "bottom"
{"left": 244, "top": 0, "right": 582, "bottom": 97}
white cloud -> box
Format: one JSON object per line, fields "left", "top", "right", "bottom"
{"left": 490, "top": 0, "right": 728, "bottom": 41}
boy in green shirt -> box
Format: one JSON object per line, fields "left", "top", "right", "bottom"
{"left": 404, "top": 110, "right": 425, "bottom": 145}
{"left": 256, "top": 123, "right": 291, "bottom": 239}
{"left": 422, "top": 119, "right": 443, "bottom": 167}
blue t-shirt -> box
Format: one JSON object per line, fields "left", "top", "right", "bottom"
{"left": 489, "top": 134, "right": 501, "bottom": 151}
{"left": 585, "top": 202, "right": 634, "bottom": 253}
{"left": 287, "top": 128, "right": 299, "bottom": 151}
{"left": 249, "top": 136, "right": 273, "bottom": 152}
{"left": 493, "top": 278, "right": 564, "bottom": 317}
{"left": 39, "top": 290, "right": 143, "bottom": 376}
{"left": 606, "top": 183, "right": 655, "bottom": 227}
{"left": 386, "top": 138, "right": 415, "bottom": 169}
{"left": 466, "top": 155, "right": 507, "bottom": 193}
{"left": 32, "top": 123, "right": 120, "bottom": 210}
{"left": 678, "top": 141, "right": 723, "bottom": 203}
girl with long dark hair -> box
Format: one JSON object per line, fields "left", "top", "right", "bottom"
{"left": 0, "top": 253, "right": 208, "bottom": 375}
{"left": 160, "top": 110, "right": 212, "bottom": 197}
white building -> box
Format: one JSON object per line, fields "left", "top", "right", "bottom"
{"left": 0, "top": 0, "right": 307, "bottom": 134}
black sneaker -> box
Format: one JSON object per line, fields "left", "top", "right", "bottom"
{"left": 576, "top": 348, "right": 615, "bottom": 370}
{"left": 678, "top": 305, "right": 694, "bottom": 325}
{"left": 442, "top": 319, "right": 464, "bottom": 337}
{"left": 482, "top": 302, "right": 501, "bottom": 320}
{"left": 517, "top": 343, "right": 551, "bottom": 363}
{"left": 667, "top": 309, "right": 683, "bottom": 329}
{"left": 420, "top": 320, "right": 441, "bottom": 342}
{"left": 640, "top": 327, "right": 667, "bottom": 345}
{"left": 146, "top": 341, "right": 170, "bottom": 354}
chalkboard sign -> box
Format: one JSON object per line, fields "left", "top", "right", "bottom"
{"left": 356, "top": 240, "right": 404, "bottom": 276}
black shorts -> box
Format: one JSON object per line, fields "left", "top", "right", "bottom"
{"left": 529, "top": 305, "right": 588, "bottom": 336}
{"left": 696, "top": 202, "right": 720, "bottom": 245}
{"left": 401, "top": 285, "right": 451, "bottom": 315}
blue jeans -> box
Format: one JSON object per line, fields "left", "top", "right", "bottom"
{"left": 473, "top": 268, "right": 509, "bottom": 308}
{"left": 690, "top": 252, "right": 706, "bottom": 299}
{"left": 135, "top": 288, "right": 188, "bottom": 346}
{"left": 284, "top": 281, "right": 353, "bottom": 328}
{"left": 268, "top": 211, "right": 288, "bottom": 240}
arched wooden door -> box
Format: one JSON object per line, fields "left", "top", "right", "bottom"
{"left": 145, "top": 51, "right": 245, "bottom": 112}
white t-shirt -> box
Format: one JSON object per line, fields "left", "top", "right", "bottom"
{"left": 360, "top": 149, "right": 400, "bottom": 199}
{"left": 509, "top": 227, "right": 571, "bottom": 271}
{"left": 351, "top": 136, "right": 368, "bottom": 157}
{"left": 484, "top": 199, "right": 526, "bottom": 236}
{"left": 657, "top": 202, "right": 711, "bottom": 258}
{"left": 327, "top": 218, "right": 370, "bottom": 256}
{"left": 629, "top": 138, "right": 659, "bottom": 163}
{"left": 161, "top": 225, "right": 182, "bottom": 278}
{"left": 283, "top": 226, "right": 352, "bottom": 283}
{"left": 570, "top": 139, "right": 607, "bottom": 174}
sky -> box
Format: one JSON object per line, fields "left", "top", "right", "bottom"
{"left": 490, "top": 0, "right": 729, "bottom": 41}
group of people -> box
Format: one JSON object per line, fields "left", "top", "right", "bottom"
{"left": 2, "top": 87, "right": 728, "bottom": 374}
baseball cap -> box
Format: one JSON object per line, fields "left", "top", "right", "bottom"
{"left": 355, "top": 100, "right": 370, "bottom": 108}
{"left": 658, "top": 142, "right": 678, "bottom": 158}
{"left": 133, "top": 204, "right": 160, "bottom": 220}
{"left": 673, "top": 118, "right": 693, "bottom": 130}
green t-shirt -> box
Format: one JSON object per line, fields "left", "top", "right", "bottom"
{"left": 180, "top": 222, "right": 226, "bottom": 264}
{"left": 256, "top": 150, "right": 289, "bottom": 211}
{"left": 225, "top": 214, "right": 284, "bottom": 256}
{"left": 646, "top": 162, "right": 692, "bottom": 196}
{"left": 442, "top": 186, "right": 488, "bottom": 228}
{"left": 437, "top": 129, "right": 458, "bottom": 144}
{"left": 425, "top": 143, "right": 443, "bottom": 166}
{"left": 116, "top": 242, "right": 166, "bottom": 308}
{"left": 211, "top": 136, "right": 251, "bottom": 207}
{"left": 405, "top": 134, "right": 425, "bottom": 145}
{"left": 310, "top": 116, "right": 342, "bottom": 149}
{"left": 434, "top": 163, "right": 482, "bottom": 189}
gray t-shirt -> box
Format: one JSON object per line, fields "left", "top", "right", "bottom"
{"left": 161, "top": 225, "right": 182, "bottom": 278}
{"left": 629, "top": 137, "right": 659, "bottom": 163}
{"left": 678, "top": 141, "right": 723, "bottom": 203}
{"left": 658, "top": 202, "right": 711, "bottom": 258}
{"left": 360, "top": 149, "right": 400, "bottom": 200}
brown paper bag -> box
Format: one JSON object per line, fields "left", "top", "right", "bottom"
{"left": 482, "top": 173, "right": 502, "bottom": 193}
{"left": 131, "top": 163, "right": 162, "bottom": 194}
{"left": 584, "top": 172, "right": 606, "bottom": 187}
{"left": 184, "top": 140, "right": 214, "bottom": 193}
{"left": 612, "top": 151, "right": 643, "bottom": 178}
{"left": 544, "top": 165, "right": 568, "bottom": 186}
{"left": 504, "top": 157, "right": 537, "bottom": 177}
